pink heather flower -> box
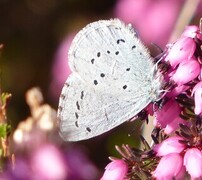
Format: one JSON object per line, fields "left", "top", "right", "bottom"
{"left": 31, "top": 144, "right": 67, "bottom": 179}
{"left": 182, "top": 25, "right": 199, "bottom": 38}
{"left": 164, "top": 116, "right": 187, "bottom": 134}
{"left": 184, "top": 148, "right": 202, "bottom": 179}
{"left": 153, "top": 136, "right": 185, "bottom": 156}
{"left": 154, "top": 99, "right": 181, "bottom": 128}
{"left": 165, "top": 37, "right": 196, "bottom": 68}
{"left": 152, "top": 153, "right": 183, "bottom": 179}
{"left": 166, "top": 84, "right": 189, "bottom": 98}
{"left": 101, "top": 160, "right": 128, "bottom": 180}
{"left": 171, "top": 58, "right": 200, "bottom": 86}
{"left": 192, "top": 81, "right": 202, "bottom": 115}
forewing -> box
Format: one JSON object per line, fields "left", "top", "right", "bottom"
{"left": 68, "top": 19, "right": 157, "bottom": 97}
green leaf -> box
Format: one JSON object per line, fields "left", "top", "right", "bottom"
{"left": 0, "top": 124, "right": 11, "bottom": 138}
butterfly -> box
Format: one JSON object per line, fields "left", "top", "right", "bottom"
{"left": 57, "top": 19, "right": 163, "bottom": 141}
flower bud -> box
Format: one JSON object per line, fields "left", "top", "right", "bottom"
{"left": 101, "top": 160, "right": 128, "bottom": 180}
{"left": 152, "top": 153, "right": 183, "bottom": 179}
{"left": 153, "top": 136, "right": 185, "bottom": 156}
{"left": 165, "top": 37, "right": 196, "bottom": 68}
{"left": 171, "top": 58, "right": 200, "bottom": 86}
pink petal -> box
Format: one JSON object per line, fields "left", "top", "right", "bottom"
{"left": 101, "top": 160, "right": 128, "bottom": 180}
{"left": 166, "top": 84, "right": 189, "bottom": 98}
{"left": 153, "top": 136, "right": 185, "bottom": 156}
{"left": 192, "top": 81, "right": 202, "bottom": 115}
{"left": 171, "top": 58, "right": 200, "bottom": 85}
{"left": 164, "top": 117, "right": 188, "bottom": 134}
{"left": 152, "top": 153, "right": 183, "bottom": 179}
{"left": 184, "top": 148, "right": 202, "bottom": 179}
{"left": 165, "top": 37, "right": 196, "bottom": 68}
{"left": 154, "top": 99, "right": 181, "bottom": 128}
{"left": 181, "top": 25, "right": 199, "bottom": 38}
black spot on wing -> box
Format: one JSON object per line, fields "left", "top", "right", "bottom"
{"left": 94, "top": 80, "right": 98, "bottom": 85}
{"left": 117, "top": 39, "right": 125, "bottom": 44}
{"left": 75, "top": 121, "right": 79, "bottom": 127}
{"left": 97, "top": 52, "right": 101, "bottom": 57}
{"left": 75, "top": 112, "right": 79, "bottom": 119}
{"left": 91, "top": 58, "right": 95, "bottom": 64}
{"left": 115, "top": 51, "right": 119, "bottom": 55}
{"left": 126, "top": 68, "right": 130, "bottom": 71}
{"left": 132, "top": 45, "right": 136, "bottom": 49}
{"left": 86, "top": 127, "right": 91, "bottom": 132}
{"left": 81, "top": 91, "right": 84, "bottom": 99}
{"left": 107, "top": 50, "right": 110, "bottom": 54}
{"left": 91, "top": 52, "right": 101, "bottom": 65}
{"left": 76, "top": 101, "right": 80, "bottom": 110}
{"left": 100, "top": 73, "right": 105, "bottom": 77}
{"left": 123, "top": 85, "right": 127, "bottom": 90}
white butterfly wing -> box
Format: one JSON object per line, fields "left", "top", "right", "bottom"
{"left": 58, "top": 75, "right": 153, "bottom": 141}
{"left": 68, "top": 19, "right": 157, "bottom": 96}
{"left": 58, "top": 19, "right": 162, "bottom": 141}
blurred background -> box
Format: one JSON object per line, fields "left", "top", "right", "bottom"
{"left": 0, "top": 0, "right": 202, "bottom": 177}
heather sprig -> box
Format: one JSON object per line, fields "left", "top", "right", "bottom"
{"left": 101, "top": 18, "right": 202, "bottom": 180}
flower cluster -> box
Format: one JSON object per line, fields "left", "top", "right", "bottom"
{"left": 101, "top": 21, "right": 202, "bottom": 179}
